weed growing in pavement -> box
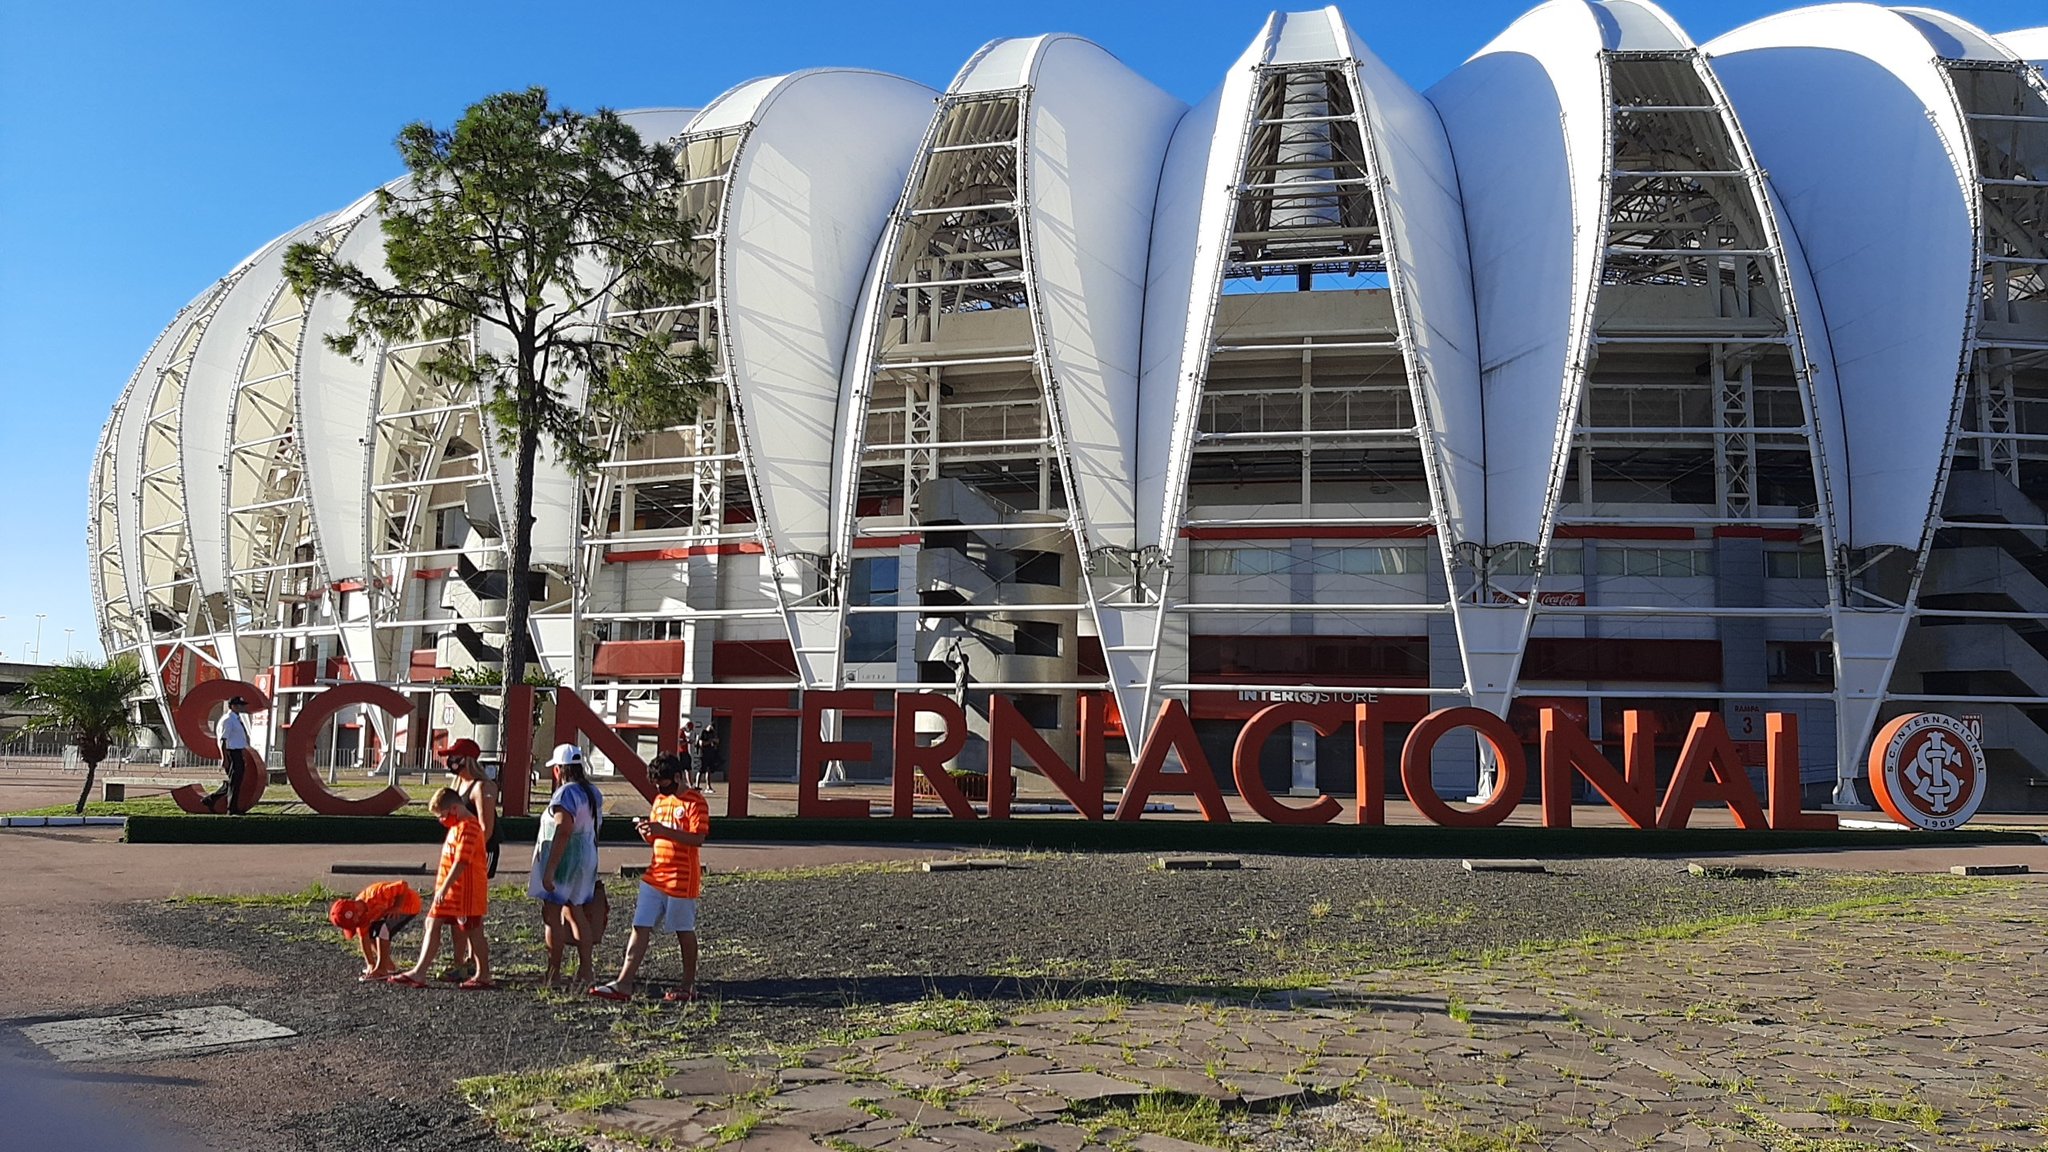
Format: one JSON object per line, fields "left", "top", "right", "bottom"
{"left": 1444, "top": 994, "right": 1472, "bottom": 1024}
{"left": 458, "top": 1056, "right": 674, "bottom": 1138}
{"left": 711, "top": 1106, "right": 764, "bottom": 1143}
{"left": 1820, "top": 1091, "right": 1944, "bottom": 1133}
{"left": 1069, "top": 1091, "right": 1237, "bottom": 1150}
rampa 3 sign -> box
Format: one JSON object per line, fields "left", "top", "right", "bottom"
{"left": 166, "top": 682, "right": 1979, "bottom": 832}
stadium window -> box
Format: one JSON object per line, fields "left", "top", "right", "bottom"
{"left": 1765, "top": 547, "right": 1826, "bottom": 580}
{"left": 1596, "top": 547, "right": 1712, "bottom": 578}
{"left": 1190, "top": 547, "right": 1292, "bottom": 576}
{"left": 1009, "top": 693, "right": 1061, "bottom": 729}
{"left": 1321, "top": 546, "right": 1429, "bottom": 575}
{"left": 1013, "top": 620, "right": 1061, "bottom": 658}
{"left": 1010, "top": 549, "right": 1063, "bottom": 586}
{"left": 846, "top": 556, "right": 898, "bottom": 664}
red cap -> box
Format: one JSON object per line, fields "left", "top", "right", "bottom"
{"left": 442, "top": 738, "right": 482, "bottom": 761}
{"left": 329, "top": 898, "right": 368, "bottom": 938}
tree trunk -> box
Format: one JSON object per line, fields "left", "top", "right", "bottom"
{"left": 502, "top": 383, "right": 542, "bottom": 738}
{"left": 73, "top": 757, "right": 100, "bottom": 815}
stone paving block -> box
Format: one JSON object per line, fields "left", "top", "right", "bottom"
{"left": 660, "top": 1056, "right": 772, "bottom": 1099}
{"left": 722, "top": 1125, "right": 841, "bottom": 1151}
{"left": 951, "top": 1095, "right": 1037, "bottom": 1129}
{"left": 768, "top": 1103, "right": 874, "bottom": 1135}
{"left": 868, "top": 1096, "right": 969, "bottom": 1126}
{"left": 1011, "top": 1122, "right": 1092, "bottom": 1152}
{"left": 770, "top": 1080, "right": 872, "bottom": 1111}
{"left": 1104, "top": 1064, "right": 1237, "bottom": 1102}
{"left": 958, "top": 1051, "right": 1057, "bottom": 1079}
{"left": 1019, "top": 1070, "right": 1150, "bottom": 1104}
{"left": 919, "top": 1124, "right": 1031, "bottom": 1152}
{"left": 584, "top": 1098, "right": 705, "bottom": 1138}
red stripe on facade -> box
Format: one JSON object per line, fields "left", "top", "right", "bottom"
{"left": 1711, "top": 526, "right": 1805, "bottom": 541}
{"left": 853, "top": 534, "right": 923, "bottom": 549}
{"left": 1179, "top": 524, "right": 1436, "bottom": 541}
{"left": 603, "top": 542, "right": 767, "bottom": 564}
{"left": 1552, "top": 525, "right": 1696, "bottom": 540}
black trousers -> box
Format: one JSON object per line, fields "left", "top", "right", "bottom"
{"left": 203, "top": 748, "right": 249, "bottom": 814}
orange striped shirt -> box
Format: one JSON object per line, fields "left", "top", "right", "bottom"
{"left": 431, "top": 816, "right": 489, "bottom": 919}
{"left": 643, "top": 791, "right": 710, "bottom": 899}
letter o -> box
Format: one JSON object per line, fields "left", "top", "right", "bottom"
{"left": 1399, "top": 707, "right": 1527, "bottom": 828}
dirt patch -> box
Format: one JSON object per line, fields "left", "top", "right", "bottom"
{"left": 66, "top": 853, "right": 1959, "bottom": 1150}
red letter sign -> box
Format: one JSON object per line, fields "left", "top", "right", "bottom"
{"left": 168, "top": 680, "right": 269, "bottom": 814}
{"left": 892, "top": 693, "right": 975, "bottom": 820}
{"left": 1231, "top": 704, "right": 1343, "bottom": 825}
{"left": 1658, "top": 712, "right": 1769, "bottom": 829}
{"left": 798, "top": 690, "right": 874, "bottom": 819}
{"left": 1400, "top": 707, "right": 1525, "bottom": 828}
{"left": 1116, "top": 698, "right": 1231, "bottom": 822}
{"left": 281, "top": 683, "right": 411, "bottom": 815}
{"left": 1540, "top": 708, "right": 1656, "bottom": 829}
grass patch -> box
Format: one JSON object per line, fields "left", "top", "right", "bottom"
{"left": 458, "top": 1057, "right": 673, "bottom": 1138}
{"left": 712, "top": 859, "right": 924, "bottom": 884}
{"left": 1072, "top": 1092, "right": 1237, "bottom": 1150}
{"left": 1467, "top": 876, "right": 1996, "bottom": 971}
{"left": 6, "top": 798, "right": 197, "bottom": 818}
{"left": 1820, "top": 1091, "right": 1944, "bottom": 1133}
{"left": 171, "top": 882, "right": 343, "bottom": 907}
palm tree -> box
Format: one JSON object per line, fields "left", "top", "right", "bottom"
{"left": 14, "top": 656, "right": 146, "bottom": 814}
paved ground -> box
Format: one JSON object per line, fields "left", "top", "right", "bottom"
{"left": 516, "top": 881, "right": 2048, "bottom": 1152}
{"left": 5, "top": 771, "right": 2048, "bottom": 1152}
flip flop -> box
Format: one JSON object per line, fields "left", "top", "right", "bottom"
{"left": 458, "top": 978, "right": 499, "bottom": 991}
{"left": 384, "top": 973, "right": 428, "bottom": 988}
{"left": 587, "top": 983, "right": 632, "bottom": 1002}
{"left": 663, "top": 988, "right": 700, "bottom": 1004}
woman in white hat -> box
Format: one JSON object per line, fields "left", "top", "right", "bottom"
{"left": 529, "top": 743, "right": 605, "bottom": 989}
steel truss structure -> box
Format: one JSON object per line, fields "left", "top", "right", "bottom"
{"left": 87, "top": 4, "right": 2048, "bottom": 807}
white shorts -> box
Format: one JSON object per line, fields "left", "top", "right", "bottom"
{"left": 632, "top": 881, "right": 697, "bottom": 933}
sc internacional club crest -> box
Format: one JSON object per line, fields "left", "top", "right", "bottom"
{"left": 1866, "top": 713, "right": 1989, "bottom": 831}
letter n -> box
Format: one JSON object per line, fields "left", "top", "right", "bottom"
{"left": 1541, "top": 708, "right": 1655, "bottom": 829}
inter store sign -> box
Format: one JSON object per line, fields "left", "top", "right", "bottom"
{"left": 157, "top": 679, "right": 1914, "bottom": 834}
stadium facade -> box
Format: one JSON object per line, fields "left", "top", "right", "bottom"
{"left": 91, "top": 3, "right": 2048, "bottom": 810}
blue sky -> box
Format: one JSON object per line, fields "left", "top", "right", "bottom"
{"left": 0, "top": 0, "right": 2033, "bottom": 663}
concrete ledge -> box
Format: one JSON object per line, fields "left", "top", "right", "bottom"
{"left": 1464, "top": 859, "right": 1547, "bottom": 874}
{"left": 1688, "top": 863, "right": 1784, "bottom": 880}
{"left": 1950, "top": 863, "right": 2030, "bottom": 877}
{"left": 921, "top": 857, "right": 1011, "bottom": 872}
{"left": 1157, "top": 855, "right": 1241, "bottom": 871}
{"left": 329, "top": 862, "right": 428, "bottom": 876}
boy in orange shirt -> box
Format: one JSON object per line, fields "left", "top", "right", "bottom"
{"left": 387, "top": 788, "right": 495, "bottom": 990}
{"left": 589, "top": 754, "right": 708, "bottom": 1002}
{"left": 329, "top": 879, "right": 423, "bottom": 982}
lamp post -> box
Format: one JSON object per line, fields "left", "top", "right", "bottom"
{"left": 0, "top": 614, "right": 7, "bottom": 658}
{"left": 64, "top": 628, "right": 75, "bottom": 660}
{"left": 33, "top": 614, "right": 46, "bottom": 663}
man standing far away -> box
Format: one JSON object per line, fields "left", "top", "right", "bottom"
{"left": 203, "top": 697, "right": 253, "bottom": 815}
